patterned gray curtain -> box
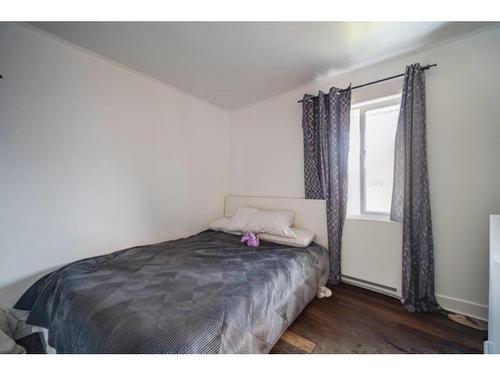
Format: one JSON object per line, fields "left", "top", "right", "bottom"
{"left": 391, "top": 63, "right": 439, "bottom": 312}
{"left": 302, "top": 87, "right": 351, "bottom": 284}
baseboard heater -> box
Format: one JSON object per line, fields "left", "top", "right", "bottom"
{"left": 341, "top": 274, "right": 397, "bottom": 293}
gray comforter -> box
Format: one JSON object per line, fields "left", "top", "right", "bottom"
{"left": 15, "top": 231, "right": 329, "bottom": 353}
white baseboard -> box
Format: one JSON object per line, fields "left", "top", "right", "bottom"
{"left": 341, "top": 278, "right": 401, "bottom": 299}
{"left": 436, "top": 293, "right": 488, "bottom": 321}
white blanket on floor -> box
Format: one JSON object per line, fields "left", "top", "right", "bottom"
{"left": 0, "top": 307, "right": 25, "bottom": 354}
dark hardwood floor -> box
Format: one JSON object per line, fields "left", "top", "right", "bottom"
{"left": 271, "top": 283, "right": 487, "bottom": 354}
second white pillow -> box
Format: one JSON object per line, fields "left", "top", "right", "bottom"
{"left": 227, "top": 207, "right": 296, "bottom": 238}
{"left": 208, "top": 217, "right": 242, "bottom": 235}
{"left": 258, "top": 228, "right": 316, "bottom": 248}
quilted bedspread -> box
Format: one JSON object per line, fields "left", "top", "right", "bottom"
{"left": 15, "top": 230, "right": 329, "bottom": 353}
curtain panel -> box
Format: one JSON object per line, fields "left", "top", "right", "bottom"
{"left": 391, "top": 63, "right": 439, "bottom": 312}
{"left": 302, "top": 87, "right": 351, "bottom": 284}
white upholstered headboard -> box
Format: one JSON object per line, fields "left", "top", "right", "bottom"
{"left": 224, "top": 195, "right": 328, "bottom": 249}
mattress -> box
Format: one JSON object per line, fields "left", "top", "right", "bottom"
{"left": 14, "top": 230, "right": 329, "bottom": 353}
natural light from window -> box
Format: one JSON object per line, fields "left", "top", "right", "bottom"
{"left": 347, "top": 95, "right": 400, "bottom": 218}
{"left": 364, "top": 105, "right": 399, "bottom": 213}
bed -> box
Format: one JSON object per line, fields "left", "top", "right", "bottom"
{"left": 13, "top": 196, "right": 329, "bottom": 354}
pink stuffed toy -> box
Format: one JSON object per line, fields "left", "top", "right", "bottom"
{"left": 241, "top": 232, "right": 259, "bottom": 247}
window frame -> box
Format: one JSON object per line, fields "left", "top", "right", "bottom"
{"left": 355, "top": 96, "right": 401, "bottom": 219}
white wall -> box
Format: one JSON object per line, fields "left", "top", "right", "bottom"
{"left": 0, "top": 23, "right": 230, "bottom": 307}
{"left": 228, "top": 27, "right": 500, "bottom": 320}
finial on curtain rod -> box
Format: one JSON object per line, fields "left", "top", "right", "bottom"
{"left": 298, "top": 63, "right": 437, "bottom": 103}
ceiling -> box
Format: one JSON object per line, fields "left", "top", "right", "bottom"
{"left": 29, "top": 22, "right": 496, "bottom": 110}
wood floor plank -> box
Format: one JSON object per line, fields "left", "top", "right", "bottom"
{"left": 280, "top": 331, "right": 316, "bottom": 353}
{"left": 271, "top": 283, "right": 486, "bottom": 354}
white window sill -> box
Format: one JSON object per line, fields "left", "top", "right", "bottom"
{"left": 346, "top": 214, "right": 393, "bottom": 223}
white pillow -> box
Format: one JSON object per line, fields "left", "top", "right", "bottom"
{"left": 208, "top": 217, "right": 231, "bottom": 232}
{"left": 208, "top": 217, "right": 242, "bottom": 235}
{"left": 258, "top": 228, "right": 316, "bottom": 248}
{"left": 227, "top": 207, "right": 296, "bottom": 238}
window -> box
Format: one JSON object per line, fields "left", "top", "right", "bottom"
{"left": 347, "top": 95, "right": 400, "bottom": 218}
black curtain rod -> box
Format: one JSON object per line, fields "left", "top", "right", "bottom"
{"left": 297, "top": 63, "right": 437, "bottom": 103}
